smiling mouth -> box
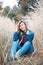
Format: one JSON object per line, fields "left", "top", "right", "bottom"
{"left": 20, "top": 29, "right": 24, "bottom": 32}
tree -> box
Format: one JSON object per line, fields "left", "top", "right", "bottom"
{"left": 17, "top": 0, "right": 38, "bottom": 15}
{"left": 3, "top": 6, "right": 10, "bottom": 16}
{"left": 0, "top": 2, "right": 3, "bottom": 10}
{"left": 8, "top": 11, "right": 16, "bottom": 19}
{"left": 0, "top": 5, "right": 2, "bottom": 10}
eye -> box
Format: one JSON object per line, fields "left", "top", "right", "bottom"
{"left": 20, "top": 24, "right": 23, "bottom": 27}
{"left": 22, "top": 24, "right": 24, "bottom": 26}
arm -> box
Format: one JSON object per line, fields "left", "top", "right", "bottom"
{"left": 13, "top": 32, "right": 19, "bottom": 41}
{"left": 26, "top": 31, "right": 34, "bottom": 42}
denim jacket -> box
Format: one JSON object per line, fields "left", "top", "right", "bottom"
{"left": 13, "top": 30, "right": 34, "bottom": 44}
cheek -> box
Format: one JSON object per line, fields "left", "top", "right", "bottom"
{"left": 20, "top": 23, "right": 26, "bottom": 30}
{"left": 19, "top": 26, "right": 22, "bottom": 29}
{"left": 23, "top": 25, "right": 26, "bottom": 29}
{"left": 20, "top": 26, "right": 25, "bottom": 30}
{"left": 20, "top": 27, "right": 21, "bottom": 29}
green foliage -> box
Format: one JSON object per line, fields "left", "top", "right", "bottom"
{"left": 8, "top": 12, "right": 16, "bottom": 19}
{"left": 29, "top": 0, "right": 38, "bottom": 8}
{"left": 3, "top": 6, "right": 10, "bottom": 16}
{"left": 14, "top": 13, "right": 23, "bottom": 22}
{"left": 22, "top": 6, "right": 28, "bottom": 12}
{"left": 17, "top": 0, "right": 38, "bottom": 14}
{"left": 0, "top": 5, "right": 2, "bottom": 10}
{"left": 0, "top": 49, "right": 1, "bottom": 53}
{"left": 3, "top": 6, "right": 17, "bottom": 19}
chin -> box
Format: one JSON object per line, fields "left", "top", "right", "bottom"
{"left": 21, "top": 30, "right": 24, "bottom": 32}
{"left": 22, "top": 29, "right": 24, "bottom": 31}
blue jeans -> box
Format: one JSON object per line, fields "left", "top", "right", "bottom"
{"left": 9, "top": 41, "right": 34, "bottom": 58}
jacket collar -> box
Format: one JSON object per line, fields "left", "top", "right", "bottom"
{"left": 20, "top": 30, "right": 29, "bottom": 35}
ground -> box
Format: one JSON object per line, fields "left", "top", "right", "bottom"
{"left": 0, "top": 0, "right": 43, "bottom": 65}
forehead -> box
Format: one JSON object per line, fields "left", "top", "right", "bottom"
{"left": 20, "top": 22, "right": 25, "bottom": 26}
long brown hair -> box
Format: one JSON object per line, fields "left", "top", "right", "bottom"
{"left": 17, "top": 20, "right": 28, "bottom": 33}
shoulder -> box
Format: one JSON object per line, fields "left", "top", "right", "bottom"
{"left": 13, "top": 32, "right": 19, "bottom": 36}
{"left": 14, "top": 32, "right": 19, "bottom": 34}
{"left": 26, "top": 30, "right": 34, "bottom": 35}
{"left": 13, "top": 32, "right": 19, "bottom": 41}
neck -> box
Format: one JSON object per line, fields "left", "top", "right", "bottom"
{"left": 22, "top": 29, "right": 27, "bottom": 34}
{"left": 24, "top": 29, "right": 26, "bottom": 33}
{"left": 21, "top": 29, "right": 27, "bottom": 34}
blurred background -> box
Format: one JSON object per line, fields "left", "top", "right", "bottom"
{"left": 0, "top": 0, "right": 43, "bottom": 65}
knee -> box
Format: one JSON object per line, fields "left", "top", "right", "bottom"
{"left": 25, "top": 41, "right": 31, "bottom": 46}
{"left": 12, "top": 41, "right": 18, "bottom": 45}
{"left": 25, "top": 41, "right": 31, "bottom": 44}
{"left": 13, "top": 41, "right": 18, "bottom": 44}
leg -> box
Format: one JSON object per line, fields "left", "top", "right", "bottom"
{"left": 15, "top": 41, "right": 32, "bottom": 57}
{"left": 9, "top": 41, "right": 21, "bottom": 59}
{"left": 27, "top": 44, "right": 34, "bottom": 54}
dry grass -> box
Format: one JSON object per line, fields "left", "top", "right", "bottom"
{"left": 0, "top": 0, "right": 43, "bottom": 65}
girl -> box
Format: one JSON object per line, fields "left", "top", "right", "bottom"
{"left": 9, "top": 20, "right": 34, "bottom": 60}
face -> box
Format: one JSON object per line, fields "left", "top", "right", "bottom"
{"left": 19, "top": 22, "right": 26, "bottom": 32}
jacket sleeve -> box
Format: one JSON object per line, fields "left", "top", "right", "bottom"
{"left": 26, "top": 31, "right": 34, "bottom": 42}
{"left": 13, "top": 32, "right": 19, "bottom": 41}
